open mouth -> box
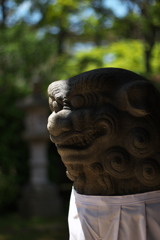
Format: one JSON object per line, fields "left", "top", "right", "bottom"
{"left": 57, "top": 132, "right": 95, "bottom": 150}
{"left": 50, "top": 120, "right": 110, "bottom": 151}
{"left": 50, "top": 130, "right": 97, "bottom": 150}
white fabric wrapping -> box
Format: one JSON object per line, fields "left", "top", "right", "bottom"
{"left": 68, "top": 188, "right": 160, "bottom": 240}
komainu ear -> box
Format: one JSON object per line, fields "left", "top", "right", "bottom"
{"left": 116, "top": 80, "right": 157, "bottom": 117}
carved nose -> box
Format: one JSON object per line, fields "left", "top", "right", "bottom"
{"left": 47, "top": 110, "right": 72, "bottom": 137}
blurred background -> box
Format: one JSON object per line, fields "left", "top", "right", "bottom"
{"left": 0, "top": 0, "right": 160, "bottom": 239}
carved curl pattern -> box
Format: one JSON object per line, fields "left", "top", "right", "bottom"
{"left": 98, "top": 174, "right": 116, "bottom": 195}
{"left": 135, "top": 158, "right": 160, "bottom": 187}
{"left": 94, "top": 105, "right": 119, "bottom": 140}
{"left": 103, "top": 147, "right": 133, "bottom": 179}
{"left": 125, "top": 127, "right": 155, "bottom": 158}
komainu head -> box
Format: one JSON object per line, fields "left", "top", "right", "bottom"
{"left": 47, "top": 68, "right": 160, "bottom": 195}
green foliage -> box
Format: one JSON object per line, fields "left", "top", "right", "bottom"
{"left": 0, "top": 24, "right": 59, "bottom": 92}
{"left": 112, "top": 12, "right": 142, "bottom": 39}
{"left": 115, "top": 0, "right": 160, "bottom": 74}
{"left": 58, "top": 40, "right": 160, "bottom": 79}
{"left": 151, "top": 43, "right": 160, "bottom": 73}
{"left": 104, "top": 40, "right": 146, "bottom": 74}
{"left": 43, "top": 0, "right": 78, "bottom": 25}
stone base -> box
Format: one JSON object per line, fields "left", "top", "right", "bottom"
{"left": 18, "top": 184, "right": 62, "bottom": 217}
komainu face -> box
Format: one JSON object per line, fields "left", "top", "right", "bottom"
{"left": 47, "top": 68, "right": 160, "bottom": 195}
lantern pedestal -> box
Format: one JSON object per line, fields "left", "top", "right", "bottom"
{"left": 19, "top": 184, "right": 61, "bottom": 217}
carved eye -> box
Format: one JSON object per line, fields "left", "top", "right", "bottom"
{"left": 52, "top": 101, "right": 63, "bottom": 113}
{"left": 71, "top": 95, "right": 85, "bottom": 109}
{"left": 90, "top": 162, "right": 104, "bottom": 174}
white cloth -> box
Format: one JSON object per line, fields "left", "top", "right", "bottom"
{"left": 68, "top": 188, "right": 160, "bottom": 240}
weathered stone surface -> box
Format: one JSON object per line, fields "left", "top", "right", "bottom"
{"left": 47, "top": 68, "right": 160, "bottom": 195}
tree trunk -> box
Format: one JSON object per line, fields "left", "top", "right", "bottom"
{"left": 0, "top": 0, "right": 7, "bottom": 27}
{"left": 57, "top": 19, "right": 67, "bottom": 55}
{"left": 144, "top": 25, "right": 156, "bottom": 75}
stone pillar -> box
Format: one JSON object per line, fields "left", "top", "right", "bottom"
{"left": 18, "top": 80, "right": 62, "bottom": 217}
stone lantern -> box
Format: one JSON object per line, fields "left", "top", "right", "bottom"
{"left": 18, "top": 79, "right": 62, "bottom": 217}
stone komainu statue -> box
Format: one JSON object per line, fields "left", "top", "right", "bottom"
{"left": 47, "top": 68, "right": 160, "bottom": 240}
{"left": 47, "top": 68, "right": 160, "bottom": 196}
